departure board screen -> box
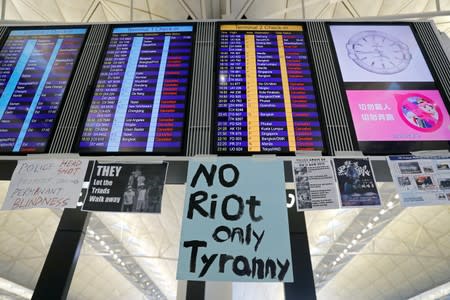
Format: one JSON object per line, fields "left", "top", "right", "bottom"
{"left": 215, "top": 24, "right": 324, "bottom": 154}
{"left": 0, "top": 28, "right": 86, "bottom": 153}
{"left": 79, "top": 25, "right": 194, "bottom": 154}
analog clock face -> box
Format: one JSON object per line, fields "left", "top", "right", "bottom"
{"left": 346, "top": 30, "right": 412, "bottom": 75}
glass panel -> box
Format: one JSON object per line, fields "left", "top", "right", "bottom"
{"left": 307, "top": 182, "right": 450, "bottom": 299}
{"left": 0, "top": 180, "right": 62, "bottom": 299}
{"left": 67, "top": 184, "right": 185, "bottom": 300}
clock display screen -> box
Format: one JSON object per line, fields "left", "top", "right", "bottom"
{"left": 328, "top": 24, "right": 450, "bottom": 152}
{"left": 215, "top": 24, "right": 324, "bottom": 154}
{"left": 329, "top": 25, "right": 433, "bottom": 83}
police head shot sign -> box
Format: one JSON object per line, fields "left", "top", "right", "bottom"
{"left": 177, "top": 158, "right": 293, "bottom": 282}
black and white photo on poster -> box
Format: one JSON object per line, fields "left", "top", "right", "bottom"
{"left": 436, "top": 162, "right": 450, "bottom": 170}
{"left": 398, "top": 161, "right": 422, "bottom": 174}
{"left": 82, "top": 162, "right": 168, "bottom": 213}
{"left": 395, "top": 175, "right": 414, "bottom": 192}
{"left": 292, "top": 158, "right": 339, "bottom": 211}
{"left": 437, "top": 176, "right": 450, "bottom": 190}
{"left": 388, "top": 155, "right": 450, "bottom": 206}
{"left": 333, "top": 158, "right": 381, "bottom": 208}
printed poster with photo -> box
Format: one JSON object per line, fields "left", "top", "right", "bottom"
{"left": 82, "top": 162, "right": 168, "bottom": 213}
{"left": 388, "top": 155, "right": 450, "bottom": 207}
{"left": 292, "top": 158, "right": 339, "bottom": 211}
{"left": 333, "top": 158, "right": 381, "bottom": 208}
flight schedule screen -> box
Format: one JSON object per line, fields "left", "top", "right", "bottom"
{"left": 0, "top": 28, "right": 86, "bottom": 153}
{"left": 79, "top": 25, "right": 193, "bottom": 154}
{"left": 215, "top": 24, "right": 324, "bottom": 153}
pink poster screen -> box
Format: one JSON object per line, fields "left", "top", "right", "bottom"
{"left": 347, "top": 90, "right": 450, "bottom": 141}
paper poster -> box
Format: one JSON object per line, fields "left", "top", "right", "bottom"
{"left": 2, "top": 159, "right": 89, "bottom": 210}
{"left": 346, "top": 90, "right": 450, "bottom": 142}
{"left": 177, "top": 158, "right": 293, "bottom": 282}
{"left": 292, "top": 158, "right": 339, "bottom": 211}
{"left": 82, "top": 162, "right": 167, "bottom": 213}
{"left": 388, "top": 155, "right": 450, "bottom": 206}
{"left": 333, "top": 158, "right": 381, "bottom": 207}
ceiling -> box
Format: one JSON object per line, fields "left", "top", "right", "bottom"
{"left": 0, "top": 0, "right": 450, "bottom": 37}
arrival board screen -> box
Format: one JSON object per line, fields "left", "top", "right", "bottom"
{"left": 79, "top": 25, "right": 193, "bottom": 154}
{"left": 0, "top": 28, "right": 86, "bottom": 153}
{"left": 215, "top": 24, "right": 324, "bottom": 153}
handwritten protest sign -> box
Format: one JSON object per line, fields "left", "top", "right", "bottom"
{"left": 2, "top": 159, "right": 89, "bottom": 210}
{"left": 177, "top": 158, "right": 293, "bottom": 282}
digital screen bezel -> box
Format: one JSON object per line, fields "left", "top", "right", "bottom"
{"left": 326, "top": 21, "right": 450, "bottom": 155}
{"left": 75, "top": 22, "right": 196, "bottom": 156}
{"left": 211, "top": 21, "right": 329, "bottom": 156}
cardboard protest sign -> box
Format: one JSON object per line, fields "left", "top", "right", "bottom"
{"left": 177, "top": 158, "right": 293, "bottom": 282}
{"left": 82, "top": 162, "right": 167, "bottom": 213}
{"left": 2, "top": 159, "right": 89, "bottom": 210}
{"left": 333, "top": 158, "right": 381, "bottom": 208}
{"left": 293, "top": 158, "right": 339, "bottom": 211}
{"left": 388, "top": 155, "right": 450, "bottom": 207}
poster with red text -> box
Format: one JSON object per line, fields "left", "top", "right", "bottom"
{"left": 2, "top": 159, "right": 89, "bottom": 210}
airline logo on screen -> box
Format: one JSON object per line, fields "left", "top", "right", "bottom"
{"left": 0, "top": 28, "right": 86, "bottom": 153}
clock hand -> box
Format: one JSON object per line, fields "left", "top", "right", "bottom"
{"left": 355, "top": 50, "right": 379, "bottom": 54}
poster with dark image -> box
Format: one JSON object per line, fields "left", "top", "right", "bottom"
{"left": 333, "top": 158, "right": 381, "bottom": 207}
{"left": 82, "top": 162, "right": 167, "bottom": 213}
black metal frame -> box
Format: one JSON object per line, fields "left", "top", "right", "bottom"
{"left": 0, "top": 25, "right": 90, "bottom": 155}
{"left": 74, "top": 22, "right": 197, "bottom": 156}
{"left": 325, "top": 21, "right": 450, "bottom": 155}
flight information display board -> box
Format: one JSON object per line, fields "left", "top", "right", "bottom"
{"left": 215, "top": 24, "right": 324, "bottom": 154}
{"left": 0, "top": 28, "right": 86, "bottom": 153}
{"left": 79, "top": 25, "right": 194, "bottom": 154}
